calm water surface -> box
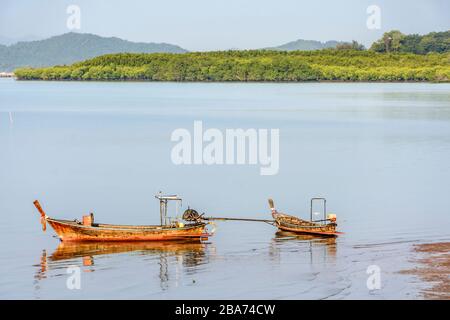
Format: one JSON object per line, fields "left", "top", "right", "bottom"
{"left": 0, "top": 79, "right": 449, "bottom": 299}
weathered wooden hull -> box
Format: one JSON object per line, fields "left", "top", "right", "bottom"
{"left": 272, "top": 212, "right": 340, "bottom": 237}
{"left": 276, "top": 224, "right": 339, "bottom": 236}
{"left": 47, "top": 218, "right": 209, "bottom": 242}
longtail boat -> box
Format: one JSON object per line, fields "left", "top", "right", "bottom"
{"left": 33, "top": 193, "right": 212, "bottom": 242}
{"left": 268, "top": 198, "right": 342, "bottom": 237}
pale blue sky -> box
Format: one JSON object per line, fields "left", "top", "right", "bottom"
{"left": 1, "top": 0, "right": 448, "bottom": 51}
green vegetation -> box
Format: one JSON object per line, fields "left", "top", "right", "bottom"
{"left": 15, "top": 49, "right": 450, "bottom": 82}
{"left": 7, "top": 29, "right": 450, "bottom": 82}
{"left": 370, "top": 30, "right": 450, "bottom": 54}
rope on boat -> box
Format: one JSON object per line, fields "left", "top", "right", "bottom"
{"left": 182, "top": 208, "right": 275, "bottom": 225}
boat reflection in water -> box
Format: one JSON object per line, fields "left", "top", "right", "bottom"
{"left": 34, "top": 240, "right": 213, "bottom": 291}
{"left": 270, "top": 231, "right": 337, "bottom": 264}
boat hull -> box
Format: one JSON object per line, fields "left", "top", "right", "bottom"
{"left": 47, "top": 219, "right": 209, "bottom": 242}
{"left": 272, "top": 212, "right": 340, "bottom": 237}
{"left": 276, "top": 225, "right": 339, "bottom": 237}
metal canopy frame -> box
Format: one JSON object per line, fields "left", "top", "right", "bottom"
{"left": 155, "top": 192, "right": 182, "bottom": 226}
{"left": 310, "top": 197, "right": 327, "bottom": 223}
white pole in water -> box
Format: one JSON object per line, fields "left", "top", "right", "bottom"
{"left": 9, "top": 111, "right": 13, "bottom": 124}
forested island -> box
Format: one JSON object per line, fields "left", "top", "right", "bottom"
{"left": 14, "top": 31, "right": 450, "bottom": 82}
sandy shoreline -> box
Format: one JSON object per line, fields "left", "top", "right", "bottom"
{"left": 400, "top": 242, "right": 450, "bottom": 300}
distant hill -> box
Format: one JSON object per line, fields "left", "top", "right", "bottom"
{"left": 0, "top": 35, "right": 43, "bottom": 46}
{"left": 265, "top": 39, "right": 343, "bottom": 51}
{"left": 0, "top": 32, "right": 187, "bottom": 71}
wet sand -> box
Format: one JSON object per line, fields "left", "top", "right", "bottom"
{"left": 400, "top": 242, "right": 450, "bottom": 300}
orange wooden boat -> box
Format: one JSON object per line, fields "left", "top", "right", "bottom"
{"left": 268, "top": 198, "right": 342, "bottom": 237}
{"left": 33, "top": 195, "right": 211, "bottom": 242}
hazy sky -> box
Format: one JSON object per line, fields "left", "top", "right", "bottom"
{"left": 1, "top": 0, "right": 448, "bottom": 51}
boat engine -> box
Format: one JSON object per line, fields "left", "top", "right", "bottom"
{"left": 182, "top": 208, "right": 203, "bottom": 222}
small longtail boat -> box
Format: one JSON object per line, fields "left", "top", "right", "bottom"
{"left": 268, "top": 198, "right": 342, "bottom": 237}
{"left": 33, "top": 193, "right": 212, "bottom": 242}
